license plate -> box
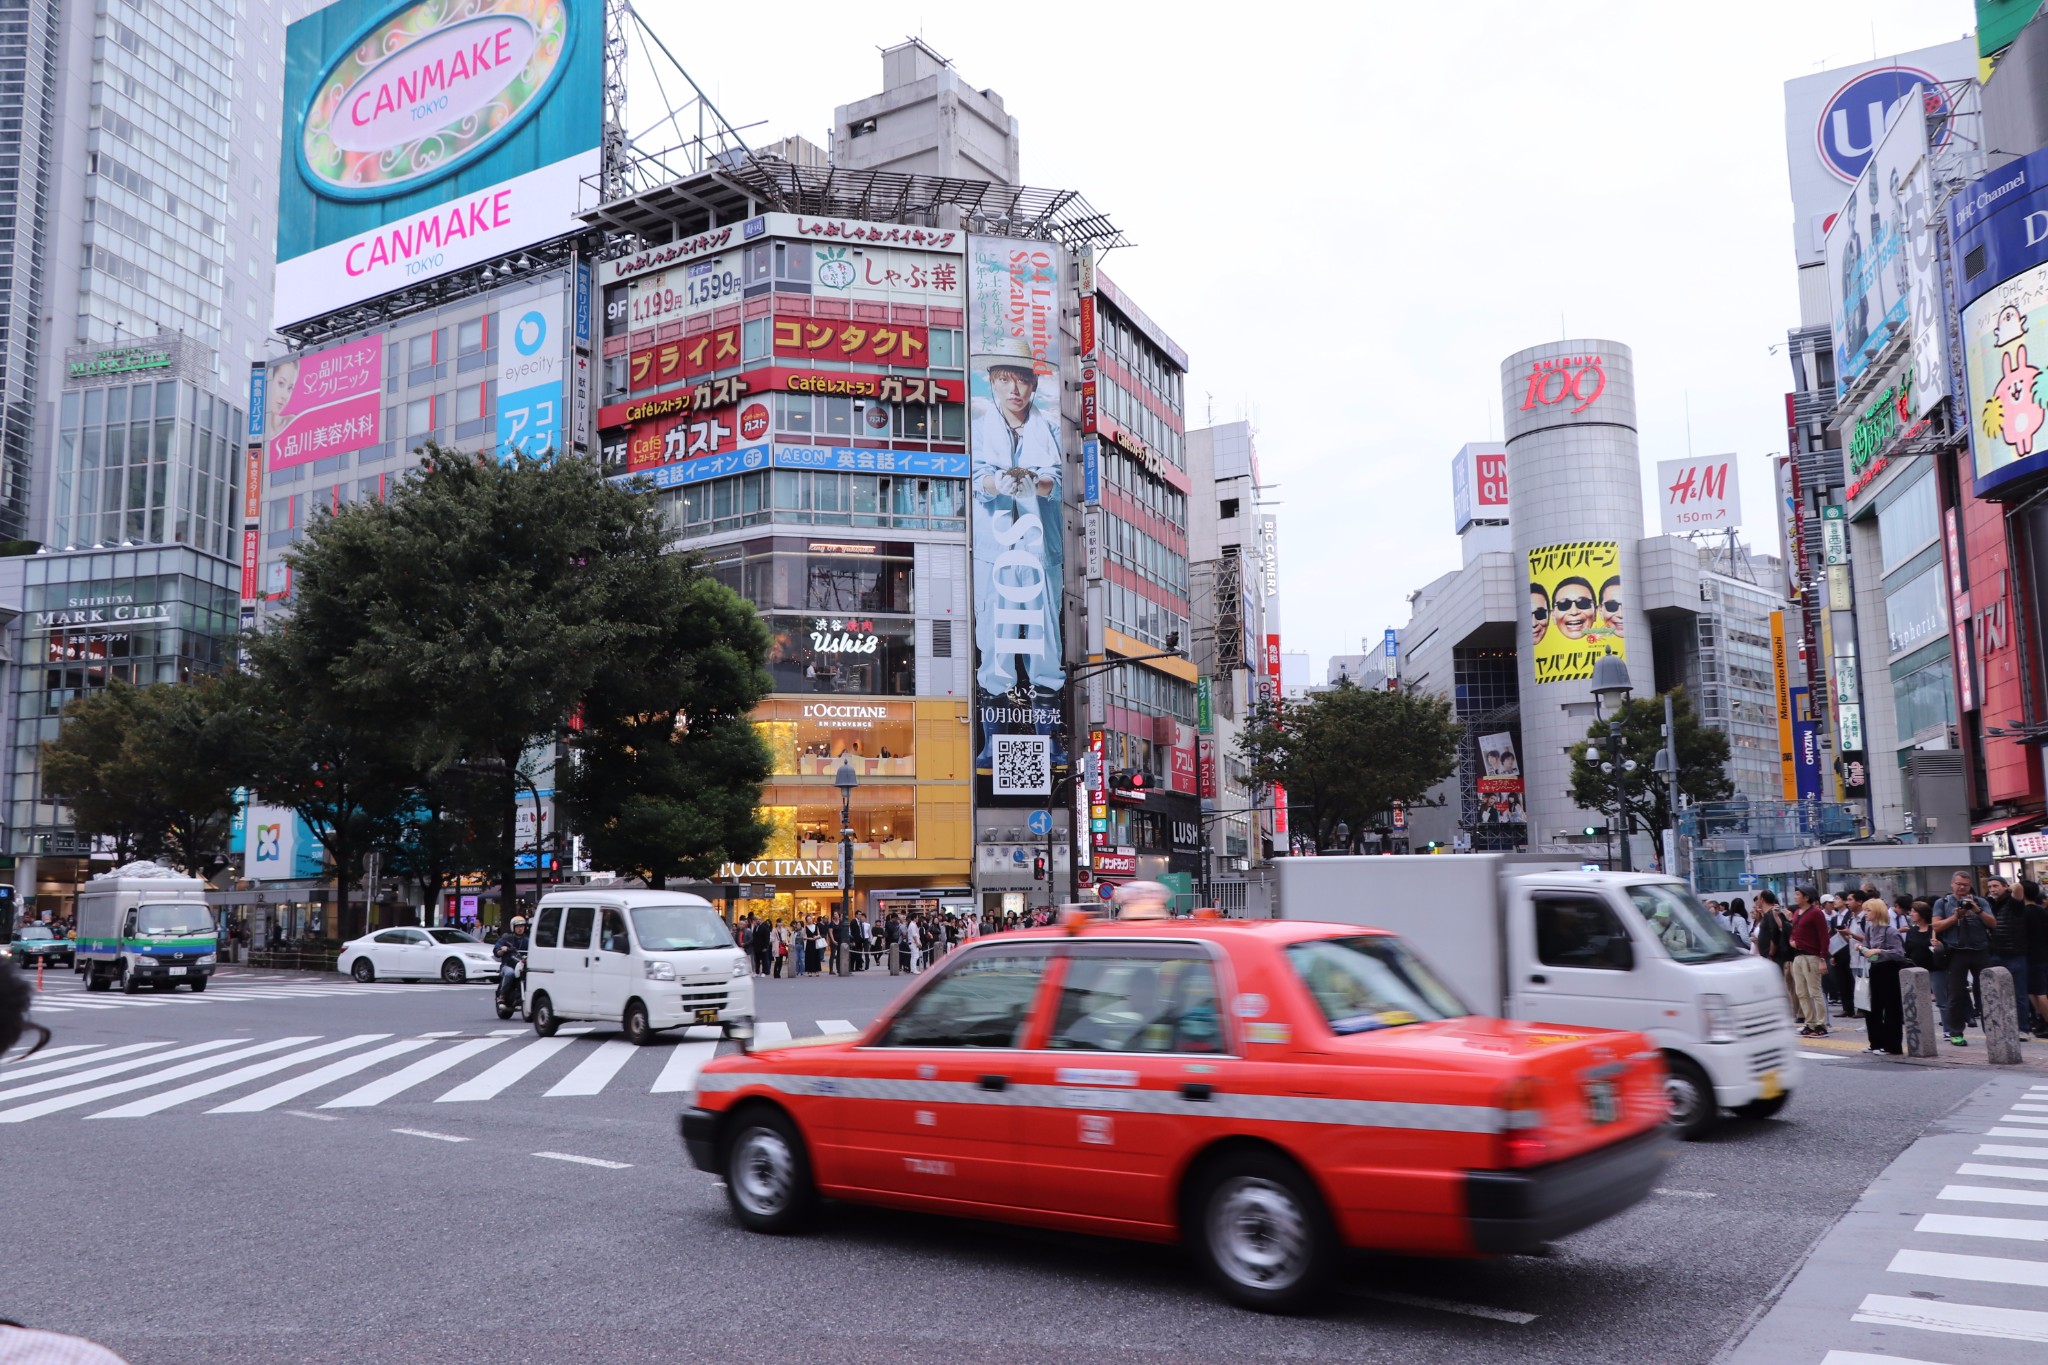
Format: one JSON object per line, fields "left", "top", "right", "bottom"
{"left": 695, "top": 1008, "right": 719, "bottom": 1024}
{"left": 1585, "top": 1079, "right": 1618, "bottom": 1124}
{"left": 168, "top": 966, "right": 187, "bottom": 976}
{"left": 1757, "top": 1069, "right": 1782, "bottom": 1101}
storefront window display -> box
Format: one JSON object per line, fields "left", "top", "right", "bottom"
{"left": 755, "top": 698, "right": 916, "bottom": 777}
{"left": 765, "top": 614, "right": 916, "bottom": 695}
{"left": 761, "top": 787, "right": 918, "bottom": 859}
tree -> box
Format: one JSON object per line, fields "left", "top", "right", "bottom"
{"left": 1567, "top": 687, "right": 1731, "bottom": 841}
{"left": 1234, "top": 680, "right": 1462, "bottom": 850}
{"left": 556, "top": 566, "right": 775, "bottom": 887}
{"left": 42, "top": 677, "right": 254, "bottom": 874}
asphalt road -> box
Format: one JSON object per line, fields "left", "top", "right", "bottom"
{"left": 0, "top": 964, "right": 2012, "bottom": 1364}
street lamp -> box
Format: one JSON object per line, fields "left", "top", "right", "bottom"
{"left": 835, "top": 759, "right": 858, "bottom": 974}
{"left": 1586, "top": 654, "right": 1636, "bottom": 872}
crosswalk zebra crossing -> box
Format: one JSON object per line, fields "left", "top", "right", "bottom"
{"left": 0, "top": 1018, "right": 863, "bottom": 1124}
{"left": 26, "top": 977, "right": 477, "bottom": 1015}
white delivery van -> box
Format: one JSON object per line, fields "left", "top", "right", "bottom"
{"left": 1275, "top": 854, "right": 1798, "bottom": 1136}
{"left": 74, "top": 862, "right": 217, "bottom": 994}
{"left": 525, "top": 889, "right": 754, "bottom": 1045}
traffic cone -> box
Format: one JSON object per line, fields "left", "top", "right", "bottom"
{"left": 36, "top": 959, "right": 44, "bottom": 991}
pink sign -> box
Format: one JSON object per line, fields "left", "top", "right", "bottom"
{"left": 268, "top": 336, "right": 383, "bottom": 471}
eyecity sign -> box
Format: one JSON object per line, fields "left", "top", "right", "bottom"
{"left": 276, "top": 0, "right": 601, "bottom": 328}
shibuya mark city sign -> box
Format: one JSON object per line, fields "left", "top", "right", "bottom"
{"left": 276, "top": 0, "right": 602, "bottom": 327}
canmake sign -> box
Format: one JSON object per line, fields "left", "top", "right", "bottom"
{"left": 298, "top": 3, "right": 569, "bottom": 198}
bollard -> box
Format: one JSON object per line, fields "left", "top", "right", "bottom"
{"left": 1983, "top": 965, "right": 2024, "bottom": 1066}
{"left": 1900, "top": 966, "right": 1939, "bottom": 1058}
{"left": 887, "top": 939, "right": 900, "bottom": 976}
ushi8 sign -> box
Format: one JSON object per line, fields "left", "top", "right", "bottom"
{"left": 275, "top": 0, "right": 603, "bottom": 328}
{"left": 1528, "top": 541, "right": 1624, "bottom": 684}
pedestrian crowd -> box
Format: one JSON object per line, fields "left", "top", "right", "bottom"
{"left": 1701, "top": 871, "right": 2048, "bottom": 1056}
{"left": 725, "top": 904, "right": 1079, "bottom": 979}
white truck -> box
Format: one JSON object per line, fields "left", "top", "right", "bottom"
{"left": 1274, "top": 854, "right": 1798, "bottom": 1136}
{"left": 75, "top": 863, "right": 218, "bottom": 994}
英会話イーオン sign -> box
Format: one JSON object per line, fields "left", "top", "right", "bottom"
{"left": 275, "top": 0, "right": 602, "bottom": 328}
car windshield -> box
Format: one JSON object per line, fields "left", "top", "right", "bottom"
{"left": 1628, "top": 882, "right": 1744, "bottom": 964}
{"left": 630, "top": 904, "right": 731, "bottom": 952}
{"left": 1286, "top": 935, "right": 1469, "bottom": 1035}
{"left": 427, "top": 929, "right": 480, "bottom": 945}
{"left": 17, "top": 926, "right": 54, "bottom": 941}
{"left": 134, "top": 904, "right": 211, "bottom": 936}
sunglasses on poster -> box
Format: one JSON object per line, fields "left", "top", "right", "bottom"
{"left": 1602, "top": 599, "right": 1622, "bottom": 613}
{"left": 1554, "top": 595, "right": 1595, "bottom": 612}
{"left": 1530, "top": 607, "right": 1549, "bottom": 621}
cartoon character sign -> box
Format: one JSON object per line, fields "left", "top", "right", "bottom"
{"left": 1527, "top": 542, "right": 1624, "bottom": 684}
{"left": 1962, "top": 263, "right": 2048, "bottom": 490}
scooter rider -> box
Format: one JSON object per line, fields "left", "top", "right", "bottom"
{"left": 494, "top": 915, "right": 530, "bottom": 1011}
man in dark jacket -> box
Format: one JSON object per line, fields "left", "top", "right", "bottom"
{"left": 1933, "top": 871, "right": 1998, "bottom": 1046}
{"left": 1986, "top": 876, "right": 2035, "bottom": 1035}
{"left": 1788, "top": 885, "right": 1832, "bottom": 1037}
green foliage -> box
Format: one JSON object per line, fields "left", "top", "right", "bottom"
{"left": 1567, "top": 688, "right": 1732, "bottom": 835}
{"left": 41, "top": 676, "right": 254, "bottom": 874}
{"left": 1233, "top": 680, "right": 1462, "bottom": 849}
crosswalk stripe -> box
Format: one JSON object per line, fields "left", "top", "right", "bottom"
{"left": 87, "top": 1036, "right": 392, "bottom": 1118}
{"left": 817, "top": 1019, "right": 856, "bottom": 1034}
{"left": 1977, "top": 1145, "right": 2048, "bottom": 1160}
{"left": 2013, "top": 1104, "right": 2048, "bottom": 1114}
{"left": 209, "top": 1039, "right": 434, "bottom": 1113}
{"left": 0, "top": 1041, "right": 165, "bottom": 1083}
{"left": 7, "top": 1043, "right": 98, "bottom": 1060}
{"left": 1941, "top": 1185, "right": 2048, "bottom": 1208}
{"left": 0, "top": 1038, "right": 315, "bottom": 1123}
{"left": 1997, "top": 1114, "right": 2048, "bottom": 1125}
{"left": 319, "top": 1038, "right": 507, "bottom": 1109}
{"left": 1959, "top": 1163, "right": 2048, "bottom": 1183}
{"left": 1888, "top": 1247, "right": 2048, "bottom": 1289}
{"left": 544, "top": 1040, "right": 638, "bottom": 1097}
{"left": 757, "top": 1021, "right": 792, "bottom": 1044}
{"left": 1822, "top": 1351, "right": 1962, "bottom": 1364}
{"left": 1990, "top": 1127, "right": 2048, "bottom": 1139}
{"left": 1919, "top": 1213, "right": 2048, "bottom": 1242}
{"left": 1853, "top": 1291, "right": 2048, "bottom": 1342}
{"left": 0, "top": 1039, "right": 236, "bottom": 1102}
{"left": 435, "top": 1038, "right": 573, "bottom": 1102}
{"left": 650, "top": 1038, "right": 718, "bottom": 1094}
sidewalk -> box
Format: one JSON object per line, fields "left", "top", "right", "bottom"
{"left": 1800, "top": 1012, "right": 2048, "bottom": 1073}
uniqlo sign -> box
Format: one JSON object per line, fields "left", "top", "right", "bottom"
{"left": 1472, "top": 451, "right": 1508, "bottom": 508}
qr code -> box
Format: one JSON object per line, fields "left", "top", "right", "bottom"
{"left": 992, "top": 735, "right": 1052, "bottom": 795}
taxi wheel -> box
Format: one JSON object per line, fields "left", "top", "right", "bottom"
{"left": 723, "top": 1107, "right": 816, "bottom": 1234}
{"left": 1189, "top": 1151, "right": 1336, "bottom": 1313}
{"left": 1663, "top": 1054, "right": 1719, "bottom": 1139}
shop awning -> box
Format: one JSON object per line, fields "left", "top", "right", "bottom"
{"left": 1972, "top": 813, "right": 2043, "bottom": 838}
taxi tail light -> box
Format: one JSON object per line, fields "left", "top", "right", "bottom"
{"left": 1497, "top": 1077, "right": 1550, "bottom": 1169}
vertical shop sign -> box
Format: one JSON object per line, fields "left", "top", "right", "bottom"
{"left": 1771, "top": 610, "right": 1797, "bottom": 799}
{"left": 240, "top": 528, "right": 260, "bottom": 602}
{"left": 1196, "top": 677, "right": 1212, "bottom": 734}
{"left": 1946, "top": 505, "right": 1975, "bottom": 713}
{"left": 499, "top": 292, "right": 565, "bottom": 461}
{"left": 1265, "top": 632, "right": 1289, "bottom": 838}
{"left": 244, "top": 447, "right": 263, "bottom": 523}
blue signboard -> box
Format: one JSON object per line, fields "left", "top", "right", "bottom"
{"left": 770, "top": 444, "right": 968, "bottom": 477}
{"left": 247, "top": 366, "right": 267, "bottom": 437}
{"left": 1383, "top": 628, "right": 1398, "bottom": 658}
{"left": 1951, "top": 146, "right": 2048, "bottom": 496}
{"left": 573, "top": 260, "right": 592, "bottom": 348}
{"left": 1818, "top": 67, "right": 1952, "bottom": 186}
{"left": 607, "top": 443, "right": 770, "bottom": 490}
{"left": 1083, "top": 436, "right": 1101, "bottom": 504}
{"left": 1791, "top": 685, "right": 1823, "bottom": 802}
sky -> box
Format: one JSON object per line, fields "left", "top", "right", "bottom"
{"left": 622, "top": 0, "right": 1979, "bottom": 673}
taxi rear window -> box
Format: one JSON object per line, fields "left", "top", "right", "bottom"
{"left": 1286, "top": 935, "right": 1468, "bottom": 1035}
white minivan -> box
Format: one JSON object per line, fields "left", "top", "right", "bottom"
{"left": 525, "top": 889, "right": 754, "bottom": 1045}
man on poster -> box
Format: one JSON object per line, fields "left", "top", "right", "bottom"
{"left": 970, "top": 337, "right": 1065, "bottom": 700}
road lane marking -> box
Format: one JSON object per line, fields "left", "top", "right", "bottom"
{"left": 1940, "top": 1185, "right": 2048, "bottom": 1208}
{"left": 0, "top": 1038, "right": 315, "bottom": 1122}
{"left": 435, "top": 1038, "right": 573, "bottom": 1102}
{"left": 1959, "top": 1163, "right": 2048, "bottom": 1183}
{"left": 1853, "top": 1291, "right": 2048, "bottom": 1342}
{"left": 284, "top": 1110, "right": 340, "bottom": 1121}
{"left": 420, "top": 1031, "right": 465, "bottom": 1038}
{"left": 533, "top": 1151, "right": 631, "bottom": 1170}
{"left": 208, "top": 1039, "right": 434, "bottom": 1112}
{"left": 0, "top": 1039, "right": 235, "bottom": 1101}
{"left": 559, "top": 1025, "right": 596, "bottom": 1036}
{"left": 1653, "top": 1188, "right": 1717, "bottom": 1199}
{"left": 1356, "top": 1289, "right": 1535, "bottom": 1324}
{"left": 1823, "top": 1352, "right": 1966, "bottom": 1364}
{"left": 1888, "top": 1247, "right": 2048, "bottom": 1288}
{"left": 1976, "top": 1144, "right": 2048, "bottom": 1160}
{"left": 651, "top": 1038, "right": 719, "bottom": 1094}
{"left": 1799, "top": 1050, "right": 1845, "bottom": 1060}
{"left": 1919, "top": 1213, "right": 2048, "bottom": 1241}
{"left": 319, "top": 1038, "right": 507, "bottom": 1108}
{"left": 392, "top": 1127, "right": 469, "bottom": 1142}
{"left": 817, "top": 1019, "right": 855, "bottom": 1034}
{"left": 544, "top": 1040, "right": 638, "bottom": 1097}
{"left": 757, "top": 1021, "right": 792, "bottom": 1044}
{"left": 489, "top": 1028, "right": 527, "bottom": 1036}
{"left": 88, "top": 1036, "right": 392, "bottom": 1118}
{"left": 0, "top": 1041, "right": 167, "bottom": 1083}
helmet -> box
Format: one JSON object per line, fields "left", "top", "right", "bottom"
{"left": 511, "top": 916, "right": 528, "bottom": 929}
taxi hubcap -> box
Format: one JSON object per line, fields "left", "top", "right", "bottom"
{"left": 732, "top": 1129, "right": 793, "bottom": 1215}
{"left": 1210, "top": 1177, "right": 1308, "bottom": 1289}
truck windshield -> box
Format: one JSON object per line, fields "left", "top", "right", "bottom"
{"left": 1628, "top": 883, "right": 1744, "bottom": 964}
{"left": 133, "top": 904, "right": 212, "bottom": 937}
{"left": 1286, "top": 935, "right": 1469, "bottom": 1035}
{"left": 630, "top": 904, "right": 732, "bottom": 952}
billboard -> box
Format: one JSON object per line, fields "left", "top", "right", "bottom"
{"left": 1952, "top": 146, "right": 2048, "bottom": 495}
{"left": 1527, "top": 541, "right": 1623, "bottom": 684}
{"left": 967, "top": 236, "right": 1067, "bottom": 802}
{"left": 276, "top": 0, "right": 604, "bottom": 327}
{"left": 1450, "top": 442, "right": 1508, "bottom": 533}
{"left": 1782, "top": 42, "right": 1972, "bottom": 266}
{"left": 497, "top": 292, "right": 565, "bottom": 460}
{"left": 1655, "top": 454, "right": 1741, "bottom": 533}
{"left": 266, "top": 335, "right": 383, "bottom": 471}
{"left": 1824, "top": 93, "right": 1930, "bottom": 400}
{"left": 1474, "top": 732, "right": 1526, "bottom": 826}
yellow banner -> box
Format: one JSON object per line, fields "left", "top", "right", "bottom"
{"left": 1528, "top": 541, "right": 1624, "bottom": 684}
{"left": 1771, "top": 609, "right": 1796, "bottom": 799}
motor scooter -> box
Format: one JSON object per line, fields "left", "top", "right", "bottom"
{"left": 494, "top": 952, "right": 526, "bottom": 1020}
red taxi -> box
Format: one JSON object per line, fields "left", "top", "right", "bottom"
{"left": 679, "top": 913, "right": 1670, "bottom": 1311}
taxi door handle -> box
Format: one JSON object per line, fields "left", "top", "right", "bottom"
{"left": 977, "top": 1074, "right": 1008, "bottom": 1092}
{"left": 1180, "top": 1083, "right": 1213, "bottom": 1102}
{"left": 1529, "top": 973, "right": 1547, "bottom": 984}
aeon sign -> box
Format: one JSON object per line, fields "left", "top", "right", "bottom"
{"left": 1815, "top": 67, "right": 1950, "bottom": 186}
{"left": 1518, "top": 354, "right": 1607, "bottom": 416}
{"left": 298, "top": 0, "right": 574, "bottom": 200}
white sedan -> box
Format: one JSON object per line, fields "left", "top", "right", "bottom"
{"left": 338, "top": 927, "right": 499, "bottom": 984}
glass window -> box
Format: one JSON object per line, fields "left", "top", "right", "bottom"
{"left": 765, "top": 613, "right": 916, "bottom": 696}
{"left": 1286, "top": 935, "right": 1469, "bottom": 1030}
{"left": 560, "top": 906, "right": 594, "bottom": 951}
{"left": 1884, "top": 564, "right": 1947, "bottom": 656}
{"left": 761, "top": 787, "right": 917, "bottom": 859}
{"left": 1894, "top": 659, "right": 1956, "bottom": 738}
{"left": 1626, "top": 883, "right": 1743, "bottom": 963}
{"left": 630, "top": 903, "right": 731, "bottom": 951}
{"left": 453, "top": 385, "right": 486, "bottom": 424}
{"left": 1047, "top": 954, "right": 1224, "bottom": 1053}
{"left": 754, "top": 698, "right": 915, "bottom": 776}
{"left": 406, "top": 333, "right": 435, "bottom": 370}
{"left": 1877, "top": 474, "right": 1939, "bottom": 575}
{"left": 598, "top": 908, "right": 630, "bottom": 954}
{"left": 533, "top": 906, "right": 562, "bottom": 948}
{"left": 373, "top": 930, "right": 413, "bottom": 944}
{"left": 877, "top": 949, "right": 1052, "bottom": 1047}
{"left": 1533, "top": 896, "right": 1635, "bottom": 971}
{"left": 457, "top": 318, "right": 485, "bottom": 354}
{"left": 427, "top": 929, "right": 479, "bottom": 945}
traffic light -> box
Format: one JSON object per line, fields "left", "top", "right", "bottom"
{"left": 1111, "top": 770, "right": 1149, "bottom": 793}
{"left": 1582, "top": 824, "right": 1608, "bottom": 837}
{"left": 1032, "top": 853, "right": 1048, "bottom": 881}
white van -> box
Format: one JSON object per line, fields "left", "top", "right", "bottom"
{"left": 525, "top": 889, "right": 754, "bottom": 1044}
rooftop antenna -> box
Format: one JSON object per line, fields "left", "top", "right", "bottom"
{"left": 1685, "top": 390, "right": 1694, "bottom": 458}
